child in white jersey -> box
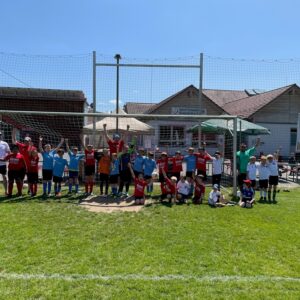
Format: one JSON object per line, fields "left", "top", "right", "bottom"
{"left": 211, "top": 151, "right": 223, "bottom": 189}
{"left": 257, "top": 156, "right": 270, "bottom": 202}
{"left": 247, "top": 156, "right": 259, "bottom": 189}
{"left": 267, "top": 154, "right": 279, "bottom": 203}
{"left": 176, "top": 176, "right": 190, "bottom": 204}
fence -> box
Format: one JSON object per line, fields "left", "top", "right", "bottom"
{"left": 0, "top": 110, "right": 238, "bottom": 193}
{"left": 2, "top": 51, "right": 300, "bottom": 193}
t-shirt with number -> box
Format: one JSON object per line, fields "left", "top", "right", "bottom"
{"left": 28, "top": 155, "right": 39, "bottom": 173}
{"left": 242, "top": 187, "right": 254, "bottom": 200}
{"left": 16, "top": 141, "right": 37, "bottom": 169}
{"left": 171, "top": 156, "right": 183, "bottom": 173}
{"left": 195, "top": 153, "right": 211, "bottom": 172}
{"left": 107, "top": 139, "right": 124, "bottom": 154}
{"left": 194, "top": 182, "right": 205, "bottom": 198}
{"left": 5, "top": 153, "right": 26, "bottom": 171}
{"left": 85, "top": 149, "right": 95, "bottom": 166}
{"left": 134, "top": 178, "right": 147, "bottom": 197}
{"left": 157, "top": 157, "right": 168, "bottom": 173}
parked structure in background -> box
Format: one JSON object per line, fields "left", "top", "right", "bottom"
{"left": 0, "top": 87, "right": 87, "bottom": 146}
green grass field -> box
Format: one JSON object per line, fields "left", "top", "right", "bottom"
{"left": 0, "top": 185, "right": 299, "bottom": 299}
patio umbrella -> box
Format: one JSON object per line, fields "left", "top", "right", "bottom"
{"left": 83, "top": 108, "right": 153, "bottom": 133}
{"left": 188, "top": 117, "right": 270, "bottom": 135}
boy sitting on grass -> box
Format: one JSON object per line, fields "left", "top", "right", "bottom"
{"left": 208, "top": 184, "right": 227, "bottom": 207}
{"left": 128, "top": 163, "right": 147, "bottom": 205}
{"left": 161, "top": 169, "right": 177, "bottom": 203}
{"left": 176, "top": 175, "right": 190, "bottom": 204}
{"left": 239, "top": 179, "right": 255, "bottom": 208}
{"left": 192, "top": 173, "right": 205, "bottom": 204}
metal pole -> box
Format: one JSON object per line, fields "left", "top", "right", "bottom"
{"left": 198, "top": 53, "right": 204, "bottom": 148}
{"left": 239, "top": 119, "right": 242, "bottom": 145}
{"left": 233, "top": 117, "right": 237, "bottom": 197}
{"left": 114, "top": 54, "right": 121, "bottom": 132}
{"left": 92, "top": 51, "right": 97, "bottom": 146}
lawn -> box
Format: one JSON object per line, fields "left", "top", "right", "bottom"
{"left": 0, "top": 185, "right": 299, "bottom": 299}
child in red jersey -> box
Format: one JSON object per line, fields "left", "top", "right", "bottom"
{"left": 12, "top": 129, "right": 37, "bottom": 194}
{"left": 170, "top": 150, "right": 183, "bottom": 181}
{"left": 157, "top": 152, "right": 169, "bottom": 183}
{"left": 128, "top": 163, "right": 147, "bottom": 205}
{"left": 81, "top": 136, "right": 96, "bottom": 195}
{"left": 103, "top": 123, "right": 129, "bottom": 155}
{"left": 27, "top": 149, "right": 39, "bottom": 197}
{"left": 0, "top": 145, "right": 27, "bottom": 197}
{"left": 195, "top": 147, "right": 212, "bottom": 181}
{"left": 192, "top": 173, "right": 205, "bottom": 204}
{"left": 161, "top": 169, "right": 177, "bottom": 203}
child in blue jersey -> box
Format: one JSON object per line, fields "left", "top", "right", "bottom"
{"left": 133, "top": 148, "right": 145, "bottom": 177}
{"left": 144, "top": 152, "right": 157, "bottom": 195}
{"left": 39, "top": 136, "right": 64, "bottom": 198}
{"left": 66, "top": 139, "right": 85, "bottom": 194}
{"left": 53, "top": 148, "right": 68, "bottom": 197}
{"left": 239, "top": 179, "right": 255, "bottom": 208}
{"left": 109, "top": 153, "right": 120, "bottom": 197}
{"left": 183, "top": 147, "right": 196, "bottom": 196}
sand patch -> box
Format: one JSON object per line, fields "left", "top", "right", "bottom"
{"left": 79, "top": 195, "right": 146, "bottom": 213}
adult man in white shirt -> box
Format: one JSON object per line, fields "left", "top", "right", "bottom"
{"left": 0, "top": 131, "right": 11, "bottom": 195}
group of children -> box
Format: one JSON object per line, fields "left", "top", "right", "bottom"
{"left": 0, "top": 125, "right": 280, "bottom": 209}
{"left": 238, "top": 153, "right": 279, "bottom": 208}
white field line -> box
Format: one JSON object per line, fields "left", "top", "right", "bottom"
{"left": 0, "top": 273, "right": 299, "bottom": 283}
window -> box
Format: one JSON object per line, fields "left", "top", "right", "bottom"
{"left": 290, "top": 128, "right": 297, "bottom": 150}
{"left": 159, "top": 125, "right": 185, "bottom": 147}
{"left": 192, "top": 132, "right": 218, "bottom": 147}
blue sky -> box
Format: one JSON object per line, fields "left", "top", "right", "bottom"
{"left": 1, "top": 0, "right": 300, "bottom": 111}
{"left": 1, "top": 0, "right": 300, "bottom": 58}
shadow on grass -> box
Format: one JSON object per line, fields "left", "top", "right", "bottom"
{"left": 257, "top": 199, "right": 278, "bottom": 205}
{"left": 0, "top": 193, "right": 83, "bottom": 205}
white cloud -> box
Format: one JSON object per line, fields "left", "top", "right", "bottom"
{"left": 109, "top": 99, "right": 123, "bottom": 105}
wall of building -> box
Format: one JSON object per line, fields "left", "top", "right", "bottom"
{"left": 152, "top": 88, "right": 224, "bottom": 115}
{"left": 247, "top": 122, "right": 297, "bottom": 157}
{"left": 252, "top": 90, "right": 300, "bottom": 124}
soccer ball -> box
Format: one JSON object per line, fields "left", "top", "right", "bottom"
{"left": 245, "top": 202, "right": 253, "bottom": 208}
{"left": 152, "top": 171, "right": 158, "bottom": 181}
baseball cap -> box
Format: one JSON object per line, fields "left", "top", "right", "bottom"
{"left": 161, "top": 152, "right": 167, "bottom": 156}
{"left": 267, "top": 154, "right": 273, "bottom": 159}
{"left": 24, "top": 137, "right": 31, "bottom": 142}
{"left": 213, "top": 184, "right": 219, "bottom": 189}
{"left": 243, "top": 179, "right": 252, "bottom": 184}
{"left": 113, "top": 133, "right": 120, "bottom": 140}
{"left": 215, "top": 151, "right": 221, "bottom": 155}
{"left": 175, "top": 150, "right": 181, "bottom": 154}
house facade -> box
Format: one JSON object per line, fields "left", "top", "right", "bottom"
{"left": 124, "top": 84, "right": 300, "bottom": 157}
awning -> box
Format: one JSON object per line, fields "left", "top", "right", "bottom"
{"left": 188, "top": 117, "right": 270, "bottom": 135}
